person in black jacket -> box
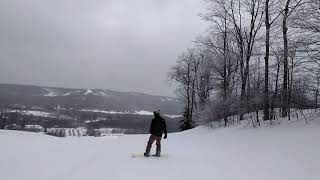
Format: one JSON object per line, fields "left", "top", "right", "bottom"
{"left": 144, "top": 110, "right": 167, "bottom": 157}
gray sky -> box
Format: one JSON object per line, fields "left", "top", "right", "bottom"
{"left": 0, "top": 0, "right": 207, "bottom": 97}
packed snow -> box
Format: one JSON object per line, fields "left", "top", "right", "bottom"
{"left": 0, "top": 113, "right": 319, "bottom": 180}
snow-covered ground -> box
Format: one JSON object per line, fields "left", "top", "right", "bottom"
{"left": 43, "top": 88, "right": 58, "bottom": 97}
{"left": 20, "top": 110, "right": 56, "bottom": 118}
{"left": 0, "top": 115, "right": 319, "bottom": 180}
{"left": 84, "top": 89, "right": 93, "bottom": 95}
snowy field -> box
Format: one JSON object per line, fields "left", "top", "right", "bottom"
{"left": 0, "top": 115, "right": 320, "bottom": 180}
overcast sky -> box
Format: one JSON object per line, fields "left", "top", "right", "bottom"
{"left": 0, "top": 0, "right": 207, "bottom": 97}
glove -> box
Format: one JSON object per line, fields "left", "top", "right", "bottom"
{"left": 164, "top": 134, "right": 167, "bottom": 139}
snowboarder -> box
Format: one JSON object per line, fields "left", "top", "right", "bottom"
{"left": 144, "top": 110, "right": 167, "bottom": 157}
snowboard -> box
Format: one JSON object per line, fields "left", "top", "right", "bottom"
{"left": 131, "top": 153, "right": 170, "bottom": 158}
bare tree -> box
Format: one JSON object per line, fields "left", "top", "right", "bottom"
{"left": 168, "top": 49, "right": 200, "bottom": 130}
{"left": 281, "top": 0, "right": 304, "bottom": 117}
{"left": 169, "top": 0, "right": 320, "bottom": 129}
{"left": 270, "top": 46, "right": 282, "bottom": 120}
{"left": 200, "top": 0, "right": 239, "bottom": 125}
{"left": 229, "top": 0, "right": 264, "bottom": 119}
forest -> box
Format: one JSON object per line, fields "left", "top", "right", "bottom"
{"left": 169, "top": 0, "right": 320, "bottom": 129}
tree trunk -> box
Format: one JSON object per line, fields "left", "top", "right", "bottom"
{"left": 223, "top": 10, "right": 228, "bottom": 126}
{"left": 316, "top": 89, "right": 319, "bottom": 109}
{"left": 282, "top": 0, "right": 291, "bottom": 118}
{"left": 190, "top": 77, "right": 196, "bottom": 119}
{"left": 240, "top": 56, "right": 249, "bottom": 121}
{"left": 316, "top": 75, "right": 319, "bottom": 110}
{"left": 239, "top": 38, "right": 245, "bottom": 121}
{"left": 288, "top": 56, "right": 294, "bottom": 121}
{"left": 0, "top": 113, "right": 4, "bottom": 129}
{"left": 264, "top": 0, "right": 270, "bottom": 121}
{"left": 271, "top": 59, "right": 280, "bottom": 120}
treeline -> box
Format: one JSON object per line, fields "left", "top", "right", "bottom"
{"left": 86, "top": 114, "right": 180, "bottom": 134}
{"left": 0, "top": 112, "right": 77, "bottom": 130}
{"left": 0, "top": 111, "right": 181, "bottom": 134}
{"left": 169, "top": 0, "right": 320, "bottom": 130}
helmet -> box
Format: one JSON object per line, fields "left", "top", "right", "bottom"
{"left": 153, "top": 110, "right": 160, "bottom": 116}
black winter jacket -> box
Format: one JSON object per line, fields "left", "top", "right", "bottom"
{"left": 149, "top": 114, "right": 167, "bottom": 137}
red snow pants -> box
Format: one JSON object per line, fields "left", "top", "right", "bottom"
{"left": 145, "top": 134, "right": 161, "bottom": 155}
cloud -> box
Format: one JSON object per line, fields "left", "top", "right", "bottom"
{"left": 0, "top": 0, "right": 207, "bottom": 96}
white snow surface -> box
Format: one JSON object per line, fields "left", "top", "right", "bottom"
{"left": 63, "top": 92, "right": 71, "bottom": 96}
{"left": 25, "top": 125, "right": 44, "bottom": 130}
{"left": 133, "top": 110, "right": 154, "bottom": 116}
{"left": 1, "top": 116, "right": 320, "bottom": 180}
{"left": 84, "top": 89, "right": 93, "bottom": 95}
{"left": 43, "top": 88, "right": 58, "bottom": 97}
{"left": 164, "top": 114, "right": 183, "bottom": 118}
{"left": 21, "top": 110, "right": 55, "bottom": 118}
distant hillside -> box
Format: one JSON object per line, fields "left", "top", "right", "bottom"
{"left": 0, "top": 84, "right": 183, "bottom": 114}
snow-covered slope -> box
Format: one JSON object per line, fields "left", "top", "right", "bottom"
{"left": 0, "top": 117, "right": 319, "bottom": 180}
{"left": 0, "top": 84, "right": 183, "bottom": 114}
